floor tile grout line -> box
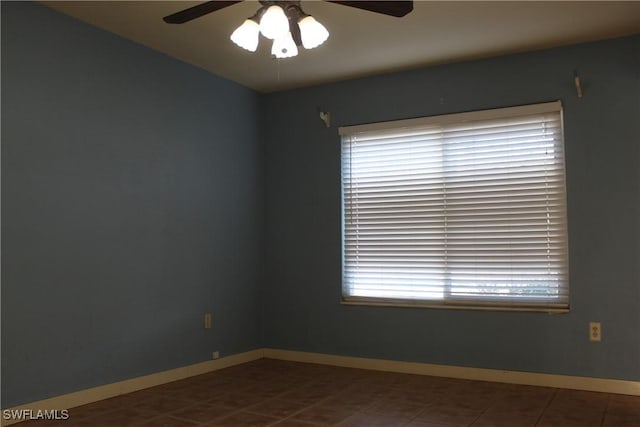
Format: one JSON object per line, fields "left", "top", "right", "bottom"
{"left": 600, "top": 393, "right": 613, "bottom": 427}
{"left": 533, "top": 388, "right": 557, "bottom": 427}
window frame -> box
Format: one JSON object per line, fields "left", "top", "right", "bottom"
{"left": 339, "top": 101, "right": 570, "bottom": 313}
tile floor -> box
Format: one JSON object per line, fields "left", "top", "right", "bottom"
{"left": 16, "top": 358, "right": 640, "bottom": 427}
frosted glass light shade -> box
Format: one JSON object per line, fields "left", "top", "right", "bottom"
{"left": 259, "top": 5, "right": 289, "bottom": 40}
{"left": 230, "top": 19, "right": 260, "bottom": 52}
{"left": 271, "top": 32, "right": 298, "bottom": 58}
{"left": 298, "top": 16, "right": 329, "bottom": 49}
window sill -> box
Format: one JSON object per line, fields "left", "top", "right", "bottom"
{"left": 341, "top": 298, "right": 570, "bottom": 314}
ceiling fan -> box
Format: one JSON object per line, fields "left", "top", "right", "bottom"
{"left": 163, "top": 1, "right": 413, "bottom": 58}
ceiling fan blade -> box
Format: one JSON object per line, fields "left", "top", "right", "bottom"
{"left": 327, "top": 1, "right": 413, "bottom": 17}
{"left": 163, "top": 1, "right": 242, "bottom": 24}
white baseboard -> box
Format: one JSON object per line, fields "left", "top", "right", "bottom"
{"left": 3, "top": 347, "right": 638, "bottom": 426}
{"left": 0, "top": 349, "right": 264, "bottom": 426}
{"left": 263, "top": 348, "right": 640, "bottom": 396}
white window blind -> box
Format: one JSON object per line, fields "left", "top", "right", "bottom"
{"left": 340, "top": 102, "right": 569, "bottom": 311}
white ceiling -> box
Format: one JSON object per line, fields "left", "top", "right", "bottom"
{"left": 44, "top": 1, "right": 640, "bottom": 93}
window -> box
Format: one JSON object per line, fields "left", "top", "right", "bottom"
{"left": 340, "top": 101, "right": 569, "bottom": 311}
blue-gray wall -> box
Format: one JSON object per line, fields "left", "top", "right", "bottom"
{"left": 262, "top": 35, "right": 640, "bottom": 381}
{"left": 1, "top": 2, "right": 263, "bottom": 407}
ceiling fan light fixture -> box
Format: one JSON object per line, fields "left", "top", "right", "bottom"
{"left": 298, "top": 15, "right": 329, "bottom": 49}
{"left": 259, "top": 5, "right": 289, "bottom": 40}
{"left": 165, "top": 1, "right": 415, "bottom": 59}
{"left": 271, "top": 31, "right": 298, "bottom": 58}
{"left": 230, "top": 19, "right": 260, "bottom": 52}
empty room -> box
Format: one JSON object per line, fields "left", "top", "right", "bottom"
{"left": 1, "top": 1, "right": 639, "bottom": 426}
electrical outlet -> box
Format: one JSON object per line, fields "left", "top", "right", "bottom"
{"left": 212, "top": 351, "right": 220, "bottom": 360}
{"left": 204, "top": 313, "right": 212, "bottom": 329}
{"left": 589, "top": 322, "right": 601, "bottom": 342}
